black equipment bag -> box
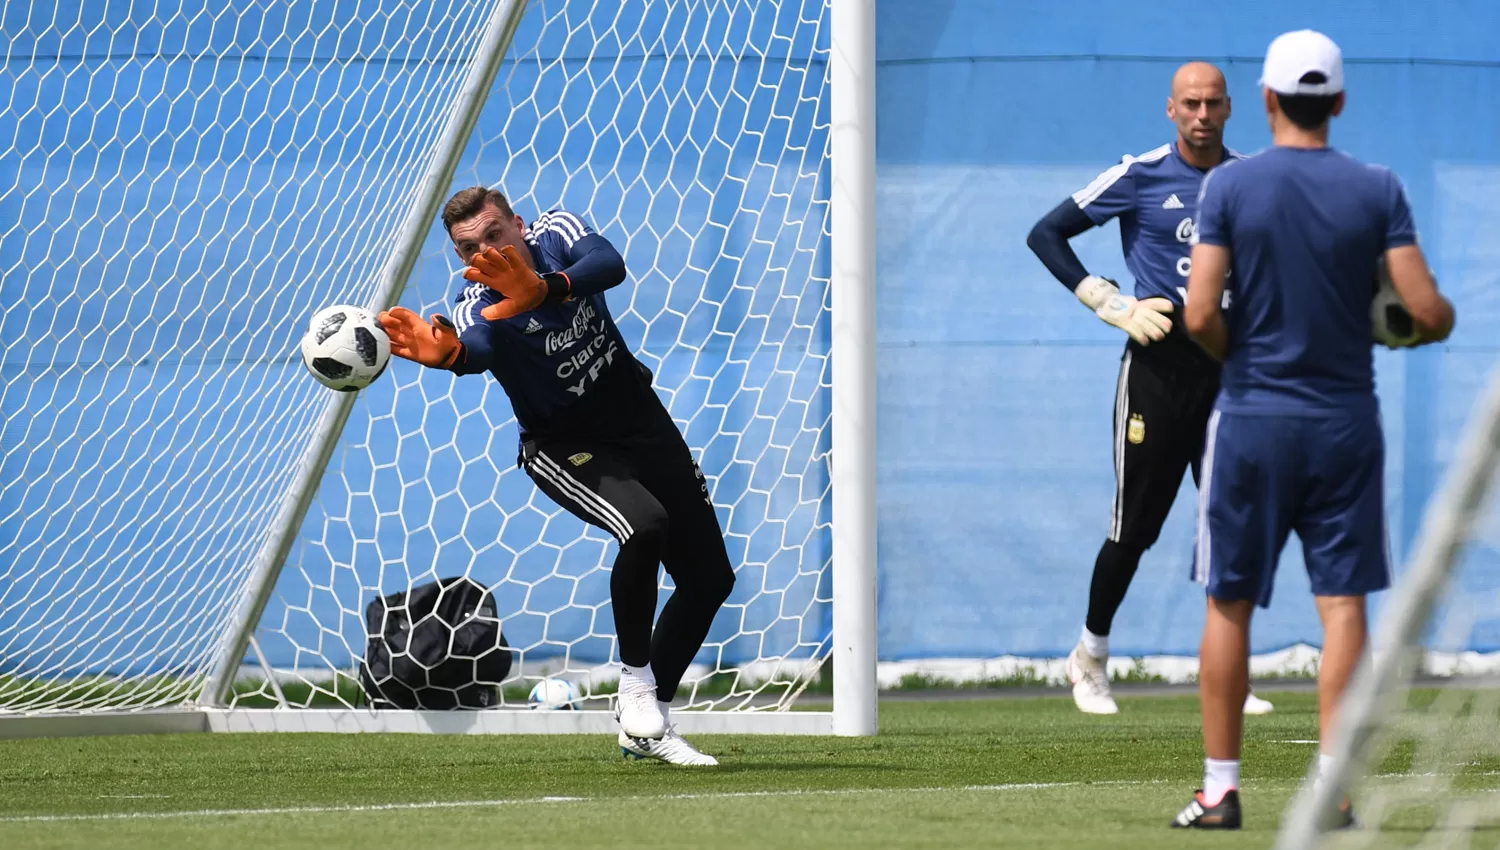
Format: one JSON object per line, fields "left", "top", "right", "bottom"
{"left": 359, "top": 576, "right": 513, "bottom": 710}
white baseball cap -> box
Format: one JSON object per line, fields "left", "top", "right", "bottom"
{"left": 1260, "top": 30, "right": 1344, "bottom": 96}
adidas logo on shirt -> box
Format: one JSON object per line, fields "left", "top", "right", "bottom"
{"left": 1162, "top": 194, "right": 1185, "bottom": 210}
{"left": 524, "top": 317, "right": 544, "bottom": 334}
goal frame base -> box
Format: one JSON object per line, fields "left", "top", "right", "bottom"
{"left": 0, "top": 708, "right": 834, "bottom": 739}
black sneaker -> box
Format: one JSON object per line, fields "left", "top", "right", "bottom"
{"left": 1170, "top": 789, "right": 1243, "bottom": 829}
{"left": 1327, "top": 798, "right": 1357, "bottom": 831}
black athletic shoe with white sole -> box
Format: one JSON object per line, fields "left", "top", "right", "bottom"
{"left": 1170, "top": 789, "right": 1242, "bottom": 829}
{"left": 1329, "top": 798, "right": 1357, "bottom": 830}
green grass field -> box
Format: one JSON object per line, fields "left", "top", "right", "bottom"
{"left": 1, "top": 689, "right": 1496, "bottom": 849}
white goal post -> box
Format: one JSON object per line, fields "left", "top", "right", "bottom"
{"left": 1276, "top": 360, "right": 1500, "bottom": 847}
{"left": 0, "top": 0, "right": 876, "bottom": 737}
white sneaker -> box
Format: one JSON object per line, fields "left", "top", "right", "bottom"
{"left": 1067, "top": 642, "right": 1119, "bottom": 715}
{"left": 615, "top": 674, "right": 667, "bottom": 740}
{"left": 619, "top": 726, "right": 719, "bottom": 766}
{"left": 1243, "top": 691, "right": 1275, "bottom": 715}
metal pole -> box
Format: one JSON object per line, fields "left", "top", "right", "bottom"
{"left": 1275, "top": 363, "right": 1500, "bottom": 848}
{"left": 829, "top": 0, "right": 878, "bottom": 737}
{"left": 201, "top": 0, "right": 534, "bottom": 706}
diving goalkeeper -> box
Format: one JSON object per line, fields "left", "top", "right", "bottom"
{"left": 378, "top": 187, "right": 731, "bottom": 767}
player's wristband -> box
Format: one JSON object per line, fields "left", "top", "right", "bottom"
{"left": 442, "top": 341, "right": 466, "bottom": 372}
{"left": 1074, "top": 275, "right": 1120, "bottom": 312}
{"left": 542, "top": 272, "right": 572, "bottom": 303}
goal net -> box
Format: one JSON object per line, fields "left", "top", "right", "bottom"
{"left": 1276, "top": 362, "right": 1500, "bottom": 847}
{"left": 0, "top": 0, "right": 853, "bottom": 732}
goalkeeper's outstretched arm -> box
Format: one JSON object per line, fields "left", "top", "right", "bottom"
{"left": 512, "top": 211, "right": 627, "bottom": 303}
{"left": 376, "top": 298, "right": 498, "bottom": 376}
{"left": 432, "top": 231, "right": 630, "bottom": 373}
{"left": 468, "top": 218, "right": 629, "bottom": 320}
{"left": 552, "top": 232, "right": 627, "bottom": 298}
{"left": 447, "top": 295, "right": 500, "bottom": 375}
{"left": 485, "top": 232, "right": 628, "bottom": 308}
{"left": 1026, "top": 197, "right": 1173, "bottom": 346}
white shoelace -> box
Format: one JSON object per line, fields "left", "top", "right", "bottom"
{"left": 1076, "top": 660, "right": 1111, "bottom": 693}
{"left": 618, "top": 680, "right": 658, "bottom": 712}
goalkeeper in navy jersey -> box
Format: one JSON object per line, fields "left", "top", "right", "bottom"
{"left": 1026, "top": 62, "right": 1273, "bottom": 717}
{"left": 378, "top": 187, "right": 730, "bottom": 766}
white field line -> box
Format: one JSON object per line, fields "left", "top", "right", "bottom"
{"left": 7, "top": 771, "right": 1498, "bottom": 825}
{"left": 1, "top": 780, "right": 1166, "bottom": 824}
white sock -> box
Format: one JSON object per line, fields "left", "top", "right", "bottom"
{"left": 1203, "top": 758, "right": 1240, "bottom": 805}
{"left": 1315, "top": 753, "right": 1336, "bottom": 791}
{"left": 621, "top": 663, "right": 656, "bottom": 688}
{"left": 1080, "top": 627, "right": 1109, "bottom": 660}
{"left": 658, "top": 700, "right": 671, "bottom": 723}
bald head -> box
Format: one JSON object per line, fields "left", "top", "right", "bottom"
{"left": 1172, "top": 62, "right": 1226, "bottom": 98}
{"left": 1167, "top": 62, "right": 1231, "bottom": 162}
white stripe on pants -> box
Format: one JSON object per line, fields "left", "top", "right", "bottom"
{"left": 1194, "top": 409, "right": 1223, "bottom": 585}
{"left": 527, "top": 451, "right": 636, "bottom": 542}
{"left": 1108, "top": 350, "right": 1133, "bottom": 541}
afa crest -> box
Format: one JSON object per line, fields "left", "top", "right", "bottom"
{"left": 1127, "top": 414, "right": 1146, "bottom": 445}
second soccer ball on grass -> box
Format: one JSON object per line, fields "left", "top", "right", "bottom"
{"left": 527, "top": 677, "right": 582, "bottom": 710}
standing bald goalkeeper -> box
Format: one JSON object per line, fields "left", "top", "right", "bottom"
{"left": 1025, "top": 63, "right": 1273, "bottom": 717}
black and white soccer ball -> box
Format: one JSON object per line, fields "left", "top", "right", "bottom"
{"left": 1371, "top": 258, "right": 1421, "bottom": 349}
{"left": 299, "top": 304, "right": 391, "bottom": 391}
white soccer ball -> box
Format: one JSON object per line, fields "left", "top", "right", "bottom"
{"left": 527, "top": 677, "right": 582, "bottom": 711}
{"left": 300, "top": 304, "right": 391, "bottom": 391}
{"left": 1371, "top": 258, "right": 1420, "bottom": 349}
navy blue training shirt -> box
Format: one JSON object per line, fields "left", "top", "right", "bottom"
{"left": 448, "top": 209, "right": 654, "bottom": 438}
{"left": 1193, "top": 147, "right": 1417, "bottom": 415}
{"left": 1073, "top": 142, "right": 1243, "bottom": 305}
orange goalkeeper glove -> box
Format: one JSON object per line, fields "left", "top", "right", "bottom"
{"left": 377, "top": 307, "right": 463, "bottom": 369}
{"left": 466, "top": 245, "right": 557, "bottom": 321}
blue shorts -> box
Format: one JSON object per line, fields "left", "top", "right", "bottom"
{"left": 1193, "top": 410, "right": 1392, "bottom": 607}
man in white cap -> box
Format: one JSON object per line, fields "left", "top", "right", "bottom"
{"left": 1170, "top": 30, "right": 1455, "bottom": 829}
